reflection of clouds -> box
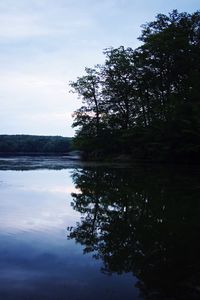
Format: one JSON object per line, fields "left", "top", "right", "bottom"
{"left": 0, "top": 170, "right": 79, "bottom": 233}
{"left": 19, "top": 185, "right": 78, "bottom": 194}
{"left": 0, "top": 202, "right": 79, "bottom": 233}
{"left": 0, "top": 180, "right": 14, "bottom": 189}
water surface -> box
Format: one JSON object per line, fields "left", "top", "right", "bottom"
{"left": 0, "top": 157, "right": 200, "bottom": 300}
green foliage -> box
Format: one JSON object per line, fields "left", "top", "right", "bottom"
{"left": 0, "top": 135, "right": 72, "bottom": 154}
{"left": 70, "top": 10, "right": 200, "bottom": 162}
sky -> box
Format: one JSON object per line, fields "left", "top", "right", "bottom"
{"left": 0, "top": 0, "right": 199, "bottom": 137}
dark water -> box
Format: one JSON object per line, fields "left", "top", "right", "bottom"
{"left": 0, "top": 157, "right": 200, "bottom": 300}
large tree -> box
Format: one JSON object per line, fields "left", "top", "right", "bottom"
{"left": 70, "top": 10, "right": 200, "bottom": 161}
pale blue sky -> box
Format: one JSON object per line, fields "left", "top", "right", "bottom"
{"left": 0, "top": 0, "right": 199, "bottom": 136}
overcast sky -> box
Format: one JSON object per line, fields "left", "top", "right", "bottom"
{"left": 0, "top": 0, "right": 199, "bottom": 137}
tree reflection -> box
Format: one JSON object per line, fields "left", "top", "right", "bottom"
{"left": 68, "top": 166, "right": 200, "bottom": 299}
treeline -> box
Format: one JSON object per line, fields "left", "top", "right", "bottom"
{"left": 0, "top": 135, "right": 72, "bottom": 154}
{"left": 70, "top": 10, "right": 200, "bottom": 162}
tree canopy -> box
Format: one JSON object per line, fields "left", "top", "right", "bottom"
{"left": 70, "top": 10, "right": 200, "bottom": 162}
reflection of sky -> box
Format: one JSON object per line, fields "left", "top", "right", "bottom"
{"left": 0, "top": 169, "right": 139, "bottom": 300}
{"left": 0, "top": 170, "right": 78, "bottom": 232}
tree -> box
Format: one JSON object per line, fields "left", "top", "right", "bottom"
{"left": 102, "top": 47, "right": 137, "bottom": 130}
{"left": 70, "top": 10, "right": 200, "bottom": 161}
{"left": 138, "top": 10, "right": 200, "bottom": 123}
{"left": 70, "top": 67, "right": 103, "bottom": 137}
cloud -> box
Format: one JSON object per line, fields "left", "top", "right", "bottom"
{"left": 0, "top": 13, "right": 93, "bottom": 40}
{"left": 20, "top": 184, "right": 78, "bottom": 194}
{"left": 0, "top": 14, "right": 51, "bottom": 39}
{"left": 0, "top": 0, "right": 94, "bottom": 41}
{"left": 0, "top": 0, "right": 199, "bottom": 135}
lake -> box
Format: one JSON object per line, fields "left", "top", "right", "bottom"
{"left": 0, "top": 156, "right": 200, "bottom": 300}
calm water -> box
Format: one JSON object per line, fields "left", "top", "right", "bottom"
{"left": 0, "top": 157, "right": 200, "bottom": 300}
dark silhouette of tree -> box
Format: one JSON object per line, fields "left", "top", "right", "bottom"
{"left": 70, "top": 10, "right": 200, "bottom": 162}
{"left": 69, "top": 67, "right": 106, "bottom": 154}
{"left": 102, "top": 47, "right": 137, "bottom": 130}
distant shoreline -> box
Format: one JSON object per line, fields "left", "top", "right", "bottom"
{"left": 0, "top": 134, "right": 74, "bottom": 155}
{"left": 0, "top": 152, "right": 69, "bottom": 156}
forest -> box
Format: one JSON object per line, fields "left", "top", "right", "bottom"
{"left": 0, "top": 135, "right": 72, "bottom": 154}
{"left": 70, "top": 10, "right": 200, "bottom": 162}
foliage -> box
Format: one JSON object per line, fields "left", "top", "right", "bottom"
{"left": 0, "top": 135, "right": 72, "bottom": 154}
{"left": 70, "top": 10, "right": 200, "bottom": 162}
